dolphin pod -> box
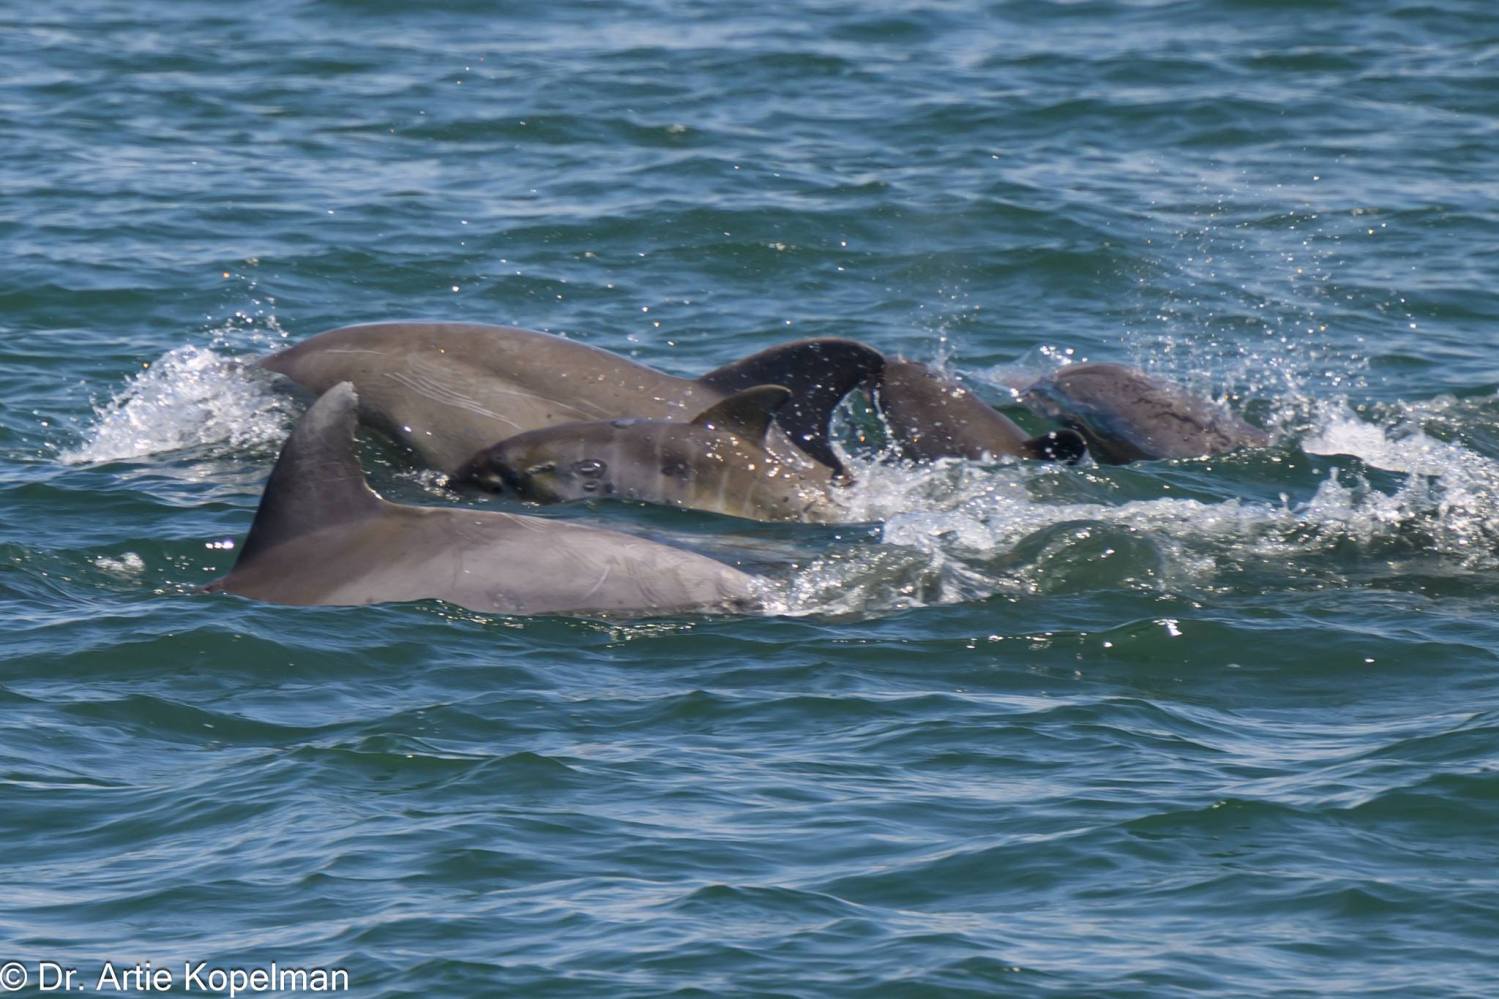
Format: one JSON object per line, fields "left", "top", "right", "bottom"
{"left": 207, "top": 382, "right": 760, "bottom": 616}
{"left": 257, "top": 321, "right": 884, "bottom": 478}
{"left": 204, "top": 321, "right": 1272, "bottom": 616}
{"left": 458, "top": 385, "right": 846, "bottom": 523}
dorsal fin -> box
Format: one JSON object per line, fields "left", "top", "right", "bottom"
{"left": 690, "top": 385, "right": 791, "bottom": 441}
{"left": 697, "top": 338, "right": 885, "bottom": 474}
{"left": 234, "top": 382, "right": 383, "bottom": 565}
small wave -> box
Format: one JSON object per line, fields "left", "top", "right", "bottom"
{"left": 1304, "top": 397, "right": 1479, "bottom": 476}
{"left": 62, "top": 345, "right": 297, "bottom": 465}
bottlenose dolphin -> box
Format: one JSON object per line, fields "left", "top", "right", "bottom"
{"left": 872, "top": 359, "right": 1086, "bottom": 464}
{"left": 206, "top": 383, "right": 761, "bottom": 616}
{"left": 1021, "top": 363, "right": 1271, "bottom": 464}
{"left": 257, "top": 322, "right": 884, "bottom": 478}
{"left": 458, "top": 385, "right": 845, "bottom": 523}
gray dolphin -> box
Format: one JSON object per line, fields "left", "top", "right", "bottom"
{"left": 257, "top": 322, "right": 884, "bottom": 478}
{"left": 458, "top": 385, "right": 846, "bottom": 523}
{"left": 1021, "top": 363, "right": 1271, "bottom": 464}
{"left": 872, "top": 359, "right": 1087, "bottom": 463}
{"left": 206, "top": 382, "right": 761, "bottom": 616}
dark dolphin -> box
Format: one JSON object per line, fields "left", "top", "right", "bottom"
{"left": 1021, "top": 362, "right": 1271, "bottom": 464}
{"left": 872, "top": 359, "right": 1086, "bottom": 464}
{"left": 206, "top": 382, "right": 760, "bottom": 616}
{"left": 257, "top": 322, "right": 884, "bottom": 478}
{"left": 458, "top": 385, "right": 844, "bottom": 523}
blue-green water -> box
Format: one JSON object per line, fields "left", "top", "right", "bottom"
{"left": 5, "top": 1, "right": 1499, "bottom": 995}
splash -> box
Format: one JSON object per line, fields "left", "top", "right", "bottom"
{"left": 780, "top": 387, "right": 1499, "bottom": 615}
{"left": 62, "top": 345, "right": 298, "bottom": 465}
{"left": 92, "top": 552, "right": 145, "bottom": 577}
{"left": 1304, "top": 399, "right": 1469, "bottom": 476}
{"left": 1300, "top": 398, "right": 1499, "bottom": 564}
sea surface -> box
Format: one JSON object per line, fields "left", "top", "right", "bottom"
{"left": 4, "top": 0, "right": 1499, "bottom": 995}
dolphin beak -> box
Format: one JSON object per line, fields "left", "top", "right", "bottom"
{"left": 452, "top": 452, "right": 509, "bottom": 494}
{"left": 491, "top": 457, "right": 542, "bottom": 498}
{"left": 474, "top": 469, "right": 507, "bottom": 492}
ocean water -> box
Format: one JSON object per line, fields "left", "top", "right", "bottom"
{"left": 4, "top": 0, "right": 1499, "bottom": 995}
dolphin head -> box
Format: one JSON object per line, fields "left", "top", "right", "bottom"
{"left": 456, "top": 430, "right": 620, "bottom": 502}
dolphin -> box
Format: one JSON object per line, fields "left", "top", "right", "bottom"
{"left": 872, "top": 359, "right": 1087, "bottom": 464}
{"left": 457, "top": 385, "right": 846, "bottom": 523}
{"left": 1021, "top": 363, "right": 1271, "bottom": 464}
{"left": 205, "top": 382, "right": 761, "bottom": 616}
{"left": 256, "top": 322, "right": 884, "bottom": 478}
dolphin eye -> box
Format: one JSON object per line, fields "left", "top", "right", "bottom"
{"left": 524, "top": 462, "right": 556, "bottom": 475}
{"left": 572, "top": 458, "right": 606, "bottom": 478}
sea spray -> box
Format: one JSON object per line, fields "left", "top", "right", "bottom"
{"left": 62, "top": 346, "right": 297, "bottom": 465}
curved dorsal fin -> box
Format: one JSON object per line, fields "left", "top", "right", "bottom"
{"left": 697, "top": 338, "right": 885, "bottom": 474}
{"left": 234, "top": 382, "right": 383, "bottom": 565}
{"left": 690, "top": 385, "right": 791, "bottom": 441}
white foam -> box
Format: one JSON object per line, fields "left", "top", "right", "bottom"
{"left": 1303, "top": 400, "right": 1467, "bottom": 476}
{"left": 93, "top": 552, "right": 145, "bottom": 577}
{"left": 62, "top": 345, "right": 297, "bottom": 465}
{"left": 1300, "top": 398, "right": 1499, "bottom": 556}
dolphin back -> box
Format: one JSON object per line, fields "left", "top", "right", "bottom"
{"left": 874, "top": 359, "right": 1085, "bottom": 464}
{"left": 209, "top": 382, "right": 761, "bottom": 616}
{"left": 1023, "top": 363, "right": 1270, "bottom": 463}
{"left": 257, "top": 322, "right": 690, "bottom": 474}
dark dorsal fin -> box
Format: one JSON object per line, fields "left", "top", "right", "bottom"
{"left": 1019, "top": 428, "right": 1088, "bottom": 464}
{"left": 697, "top": 338, "right": 885, "bottom": 474}
{"left": 690, "top": 385, "right": 791, "bottom": 442}
{"left": 234, "top": 382, "right": 383, "bottom": 565}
